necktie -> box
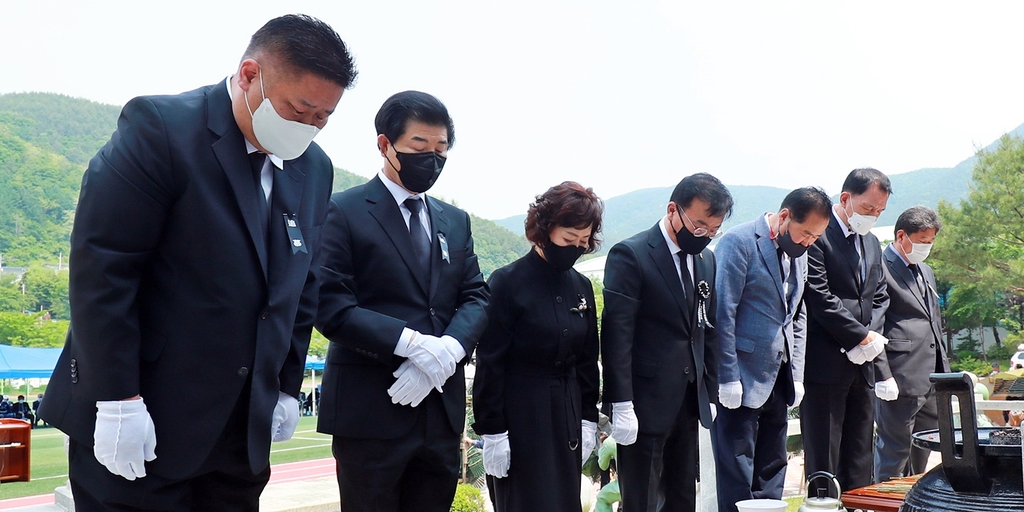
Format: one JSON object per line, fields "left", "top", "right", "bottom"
{"left": 249, "top": 152, "right": 270, "bottom": 247}
{"left": 848, "top": 233, "right": 863, "bottom": 282}
{"left": 677, "top": 252, "right": 694, "bottom": 313}
{"left": 911, "top": 264, "right": 929, "bottom": 307}
{"left": 776, "top": 247, "right": 791, "bottom": 363}
{"left": 404, "top": 198, "right": 431, "bottom": 277}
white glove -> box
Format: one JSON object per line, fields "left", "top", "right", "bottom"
{"left": 858, "top": 332, "right": 887, "bottom": 362}
{"left": 875, "top": 377, "right": 900, "bottom": 401}
{"left": 792, "top": 381, "right": 805, "bottom": 408}
{"left": 845, "top": 344, "right": 868, "bottom": 365}
{"left": 719, "top": 381, "right": 743, "bottom": 409}
{"left": 397, "top": 332, "right": 459, "bottom": 390}
{"left": 271, "top": 392, "right": 300, "bottom": 442}
{"left": 482, "top": 432, "right": 511, "bottom": 478}
{"left": 388, "top": 360, "right": 433, "bottom": 407}
{"left": 710, "top": 402, "right": 718, "bottom": 421}
{"left": 94, "top": 398, "right": 157, "bottom": 480}
{"left": 611, "top": 401, "right": 639, "bottom": 445}
{"left": 581, "top": 420, "right": 598, "bottom": 464}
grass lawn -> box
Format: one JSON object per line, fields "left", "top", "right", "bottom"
{"left": 0, "top": 416, "right": 331, "bottom": 501}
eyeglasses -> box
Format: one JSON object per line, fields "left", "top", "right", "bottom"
{"left": 678, "top": 208, "right": 723, "bottom": 239}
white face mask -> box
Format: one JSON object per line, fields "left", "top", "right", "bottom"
{"left": 904, "top": 241, "right": 932, "bottom": 264}
{"left": 244, "top": 69, "right": 319, "bottom": 160}
{"left": 843, "top": 199, "right": 878, "bottom": 236}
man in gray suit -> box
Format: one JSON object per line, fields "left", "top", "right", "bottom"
{"left": 712, "top": 187, "right": 832, "bottom": 512}
{"left": 872, "top": 206, "right": 950, "bottom": 481}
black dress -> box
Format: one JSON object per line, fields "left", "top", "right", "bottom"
{"left": 472, "top": 249, "right": 600, "bottom": 512}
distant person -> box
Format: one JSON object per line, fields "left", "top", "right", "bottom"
{"left": 601, "top": 173, "right": 733, "bottom": 511}
{"left": 0, "top": 396, "right": 12, "bottom": 418}
{"left": 38, "top": 15, "right": 357, "bottom": 510}
{"left": 33, "top": 394, "right": 44, "bottom": 427}
{"left": 314, "top": 90, "right": 489, "bottom": 512}
{"left": 473, "top": 181, "right": 603, "bottom": 511}
{"left": 802, "top": 168, "right": 891, "bottom": 494}
{"left": 872, "top": 206, "right": 950, "bottom": 481}
{"left": 712, "top": 187, "right": 832, "bottom": 511}
{"left": 12, "top": 395, "right": 34, "bottom": 425}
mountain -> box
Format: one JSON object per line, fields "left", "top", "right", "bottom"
{"left": 493, "top": 129, "right": 1024, "bottom": 251}
{"left": 0, "top": 92, "right": 529, "bottom": 274}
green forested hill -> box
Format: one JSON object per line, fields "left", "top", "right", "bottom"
{"left": 0, "top": 93, "right": 122, "bottom": 166}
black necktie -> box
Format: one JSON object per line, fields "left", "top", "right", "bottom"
{"left": 249, "top": 152, "right": 269, "bottom": 247}
{"left": 404, "top": 198, "right": 431, "bottom": 277}
{"left": 911, "top": 264, "right": 928, "bottom": 307}
{"left": 677, "top": 252, "right": 694, "bottom": 312}
{"left": 848, "top": 232, "right": 863, "bottom": 281}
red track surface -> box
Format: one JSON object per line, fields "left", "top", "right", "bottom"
{"left": 0, "top": 458, "right": 336, "bottom": 510}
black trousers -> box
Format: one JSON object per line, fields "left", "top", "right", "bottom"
{"left": 68, "top": 386, "right": 270, "bottom": 511}
{"left": 874, "top": 388, "right": 938, "bottom": 481}
{"left": 801, "top": 376, "right": 875, "bottom": 495}
{"left": 617, "top": 382, "right": 699, "bottom": 512}
{"left": 332, "top": 393, "right": 460, "bottom": 512}
{"left": 712, "top": 369, "right": 790, "bottom": 512}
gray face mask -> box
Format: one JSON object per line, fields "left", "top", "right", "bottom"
{"left": 244, "top": 68, "right": 320, "bottom": 160}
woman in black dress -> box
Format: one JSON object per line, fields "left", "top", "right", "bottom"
{"left": 473, "top": 181, "right": 603, "bottom": 511}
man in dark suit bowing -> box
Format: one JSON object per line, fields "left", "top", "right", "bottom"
{"left": 39, "top": 15, "right": 357, "bottom": 511}
{"left": 802, "top": 168, "right": 891, "bottom": 494}
{"left": 872, "top": 206, "right": 950, "bottom": 481}
{"left": 315, "top": 91, "right": 489, "bottom": 512}
{"left": 601, "top": 173, "right": 733, "bottom": 512}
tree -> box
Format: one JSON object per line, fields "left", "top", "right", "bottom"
{"left": 932, "top": 135, "right": 1024, "bottom": 353}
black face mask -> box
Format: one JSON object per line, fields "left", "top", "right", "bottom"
{"left": 542, "top": 241, "right": 586, "bottom": 272}
{"left": 776, "top": 226, "right": 808, "bottom": 258}
{"left": 675, "top": 211, "right": 712, "bottom": 255}
{"left": 391, "top": 149, "right": 446, "bottom": 193}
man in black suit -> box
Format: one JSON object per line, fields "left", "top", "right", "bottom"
{"left": 315, "top": 91, "right": 489, "bottom": 512}
{"left": 38, "top": 15, "right": 357, "bottom": 510}
{"left": 601, "top": 173, "right": 733, "bottom": 512}
{"left": 873, "top": 206, "right": 950, "bottom": 480}
{"left": 802, "top": 168, "right": 891, "bottom": 494}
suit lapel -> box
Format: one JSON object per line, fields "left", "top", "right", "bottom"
{"left": 427, "top": 196, "right": 449, "bottom": 300}
{"left": 646, "top": 226, "right": 691, "bottom": 327}
{"left": 826, "top": 218, "right": 861, "bottom": 289}
{"left": 366, "top": 177, "right": 429, "bottom": 294}
{"left": 755, "top": 220, "right": 787, "bottom": 306}
{"left": 207, "top": 80, "right": 268, "bottom": 282}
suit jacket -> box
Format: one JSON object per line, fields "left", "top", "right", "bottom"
{"left": 601, "top": 223, "right": 719, "bottom": 433}
{"left": 714, "top": 216, "right": 806, "bottom": 409}
{"left": 803, "top": 213, "right": 889, "bottom": 386}
{"left": 872, "top": 246, "right": 950, "bottom": 396}
{"left": 315, "top": 175, "right": 489, "bottom": 439}
{"left": 39, "top": 80, "right": 333, "bottom": 478}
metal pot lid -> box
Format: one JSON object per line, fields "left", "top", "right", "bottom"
{"left": 912, "top": 427, "right": 1022, "bottom": 457}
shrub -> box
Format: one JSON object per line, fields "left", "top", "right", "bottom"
{"left": 450, "top": 483, "right": 486, "bottom": 512}
{"left": 951, "top": 354, "right": 994, "bottom": 376}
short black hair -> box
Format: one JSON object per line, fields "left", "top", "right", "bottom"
{"left": 375, "top": 91, "right": 456, "bottom": 149}
{"left": 842, "top": 168, "right": 892, "bottom": 196}
{"left": 781, "top": 186, "right": 832, "bottom": 223}
{"left": 669, "top": 173, "right": 733, "bottom": 218}
{"left": 244, "top": 14, "right": 357, "bottom": 89}
{"left": 525, "top": 181, "right": 604, "bottom": 254}
{"left": 895, "top": 206, "right": 942, "bottom": 237}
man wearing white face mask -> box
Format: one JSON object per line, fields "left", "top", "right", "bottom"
{"left": 38, "top": 15, "right": 357, "bottom": 510}
{"left": 873, "top": 206, "right": 950, "bottom": 481}
{"left": 802, "top": 168, "right": 891, "bottom": 496}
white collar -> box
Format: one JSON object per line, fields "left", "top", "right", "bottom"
{"left": 379, "top": 169, "right": 424, "bottom": 208}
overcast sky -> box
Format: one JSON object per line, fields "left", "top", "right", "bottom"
{"left": 3, "top": 1, "right": 1024, "bottom": 219}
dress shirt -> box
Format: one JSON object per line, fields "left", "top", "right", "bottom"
{"left": 225, "top": 77, "right": 281, "bottom": 201}
{"left": 659, "top": 216, "right": 694, "bottom": 287}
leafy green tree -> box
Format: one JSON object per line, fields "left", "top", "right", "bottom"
{"left": 21, "top": 266, "right": 70, "bottom": 319}
{"left": 0, "top": 311, "right": 68, "bottom": 347}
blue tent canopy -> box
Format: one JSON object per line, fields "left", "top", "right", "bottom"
{"left": 0, "top": 345, "right": 62, "bottom": 379}
{"left": 304, "top": 357, "right": 324, "bottom": 371}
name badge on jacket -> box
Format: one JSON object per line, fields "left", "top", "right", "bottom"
{"left": 283, "top": 213, "right": 307, "bottom": 254}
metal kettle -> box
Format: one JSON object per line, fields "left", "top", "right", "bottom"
{"left": 798, "top": 471, "right": 847, "bottom": 512}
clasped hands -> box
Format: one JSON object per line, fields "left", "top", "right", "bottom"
{"left": 845, "top": 331, "right": 888, "bottom": 365}
{"left": 388, "top": 330, "right": 464, "bottom": 407}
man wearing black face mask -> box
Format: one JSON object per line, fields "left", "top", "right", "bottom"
{"left": 710, "top": 187, "right": 831, "bottom": 512}
{"left": 601, "top": 173, "right": 733, "bottom": 512}
{"left": 315, "top": 90, "right": 489, "bottom": 512}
